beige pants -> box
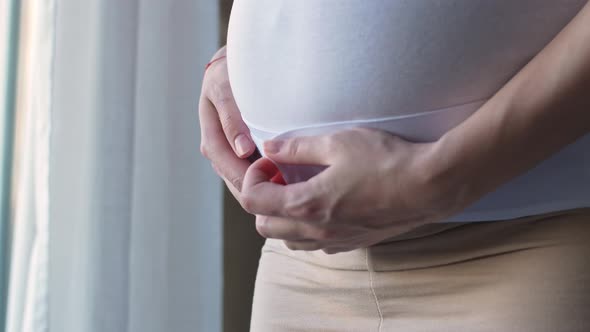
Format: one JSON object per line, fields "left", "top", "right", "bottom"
{"left": 250, "top": 208, "right": 590, "bottom": 332}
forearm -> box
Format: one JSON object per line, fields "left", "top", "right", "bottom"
{"left": 430, "top": 2, "right": 590, "bottom": 208}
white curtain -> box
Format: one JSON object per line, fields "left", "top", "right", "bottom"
{"left": 1, "top": 0, "right": 20, "bottom": 329}
{"left": 6, "top": 1, "right": 223, "bottom": 332}
{"left": 6, "top": 1, "right": 54, "bottom": 331}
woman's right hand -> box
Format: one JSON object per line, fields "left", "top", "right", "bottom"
{"left": 199, "top": 46, "right": 258, "bottom": 200}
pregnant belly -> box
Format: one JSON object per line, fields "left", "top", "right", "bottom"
{"left": 228, "top": 0, "right": 585, "bottom": 183}
{"left": 228, "top": 0, "right": 584, "bottom": 137}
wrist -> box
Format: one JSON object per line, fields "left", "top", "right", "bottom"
{"left": 418, "top": 135, "right": 481, "bottom": 217}
{"left": 424, "top": 97, "right": 515, "bottom": 214}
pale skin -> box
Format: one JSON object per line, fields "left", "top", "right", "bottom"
{"left": 200, "top": 2, "right": 590, "bottom": 254}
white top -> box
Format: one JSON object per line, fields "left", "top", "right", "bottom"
{"left": 227, "top": 0, "right": 590, "bottom": 222}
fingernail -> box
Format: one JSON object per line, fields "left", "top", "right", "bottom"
{"left": 235, "top": 134, "right": 253, "bottom": 157}
{"left": 264, "top": 139, "right": 284, "bottom": 154}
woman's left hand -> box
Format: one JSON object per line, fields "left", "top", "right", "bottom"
{"left": 240, "top": 127, "right": 469, "bottom": 254}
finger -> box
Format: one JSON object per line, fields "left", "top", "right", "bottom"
{"left": 322, "top": 247, "right": 355, "bottom": 255}
{"left": 263, "top": 135, "right": 336, "bottom": 165}
{"left": 205, "top": 60, "right": 255, "bottom": 158}
{"left": 255, "top": 215, "right": 323, "bottom": 241}
{"left": 245, "top": 156, "right": 286, "bottom": 185}
{"left": 199, "top": 96, "right": 250, "bottom": 190}
{"left": 283, "top": 240, "right": 323, "bottom": 252}
{"left": 270, "top": 170, "right": 287, "bottom": 185}
{"left": 241, "top": 158, "right": 323, "bottom": 218}
{"left": 223, "top": 178, "right": 242, "bottom": 203}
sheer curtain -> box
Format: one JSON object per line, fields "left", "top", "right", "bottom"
{"left": 2, "top": 0, "right": 21, "bottom": 329}
{"left": 6, "top": 1, "right": 53, "bottom": 331}
{"left": 6, "top": 1, "right": 223, "bottom": 331}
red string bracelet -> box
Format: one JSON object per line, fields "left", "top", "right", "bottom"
{"left": 204, "top": 55, "right": 227, "bottom": 72}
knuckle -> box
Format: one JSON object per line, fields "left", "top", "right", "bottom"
{"left": 216, "top": 95, "right": 234, "bottom": 109}
{"left": 227, "top": 174, "right": 243, "bottom": 192}
{"left": 199, "top": 131, "right": 219, "bottom": 160}
{"left": 200, "top": 143, "right": 209, "bottom": 159}
{"left": 210, "top": 81, "right": 234, "bottom": 107}
{"left": 284, "top": 190, "right": 324, "bottom": 219}
{"left": 255, "top": 217, "right": 270, "bottom": 238}
{"left": 322, "top": 134, "right": 341, "bottom": 152}
{"left": 286, "top": 139, "right": 300, "bottom": 157}
{"left": 202, "top": 74, "right": 221, "bottom": 96}
{"left": 239, "top": 190, "right": 255, "bottom": 213}
{"left": 218, "top": 111, "right": 239, "bottom": 135}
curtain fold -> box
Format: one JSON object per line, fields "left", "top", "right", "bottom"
{"left": 5, "top": 1, "right": 54, "bottom": 331}
{"left": 48, "top": 1, "right": 223, "bottom": 332}
{"left": 1, "top": 0, "right": 22, "bottom": 330}
{"left": 5, "top": 0, "right": 223, "bottom": 331}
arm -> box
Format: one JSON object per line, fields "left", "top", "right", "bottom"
{"left": 431, "top": 1, "right": 590, "bottom": 211}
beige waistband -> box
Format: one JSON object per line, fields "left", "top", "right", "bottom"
{"left": 262, "top": 208, "right": 590, "bottom": 272}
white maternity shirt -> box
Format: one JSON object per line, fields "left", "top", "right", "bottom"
{"left": 227, "top": 0, "right": 590, "bottom": 222}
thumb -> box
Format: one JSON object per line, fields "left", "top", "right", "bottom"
{"left": 242, "top": 157, "right": 284, "bottom": 190}
{"left": 263, "top": 135, "right": 334, "bottom": 165}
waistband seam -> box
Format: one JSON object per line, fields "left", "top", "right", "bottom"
{"left": 243, "top": 98, "right": 488, "bottom": 137}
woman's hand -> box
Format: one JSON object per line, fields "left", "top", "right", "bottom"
{"left": 240, "top": 128, "right": 467, "bottom": 254}
{"left": 199, "top": 46, "right": 282, "bottom": 201}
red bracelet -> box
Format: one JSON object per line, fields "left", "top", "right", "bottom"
{"left": 204, "top": 55, "right": 227, "bottom": 71}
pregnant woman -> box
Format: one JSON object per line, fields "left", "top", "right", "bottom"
{"left": 200, "top": 1, "right": 590, "bottom": 331}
